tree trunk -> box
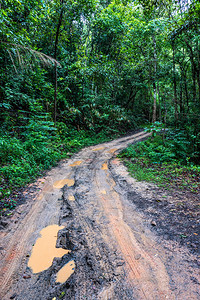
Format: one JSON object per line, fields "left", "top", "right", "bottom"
{"left": 184, "top": 38, "right": 197, "bottom": 103}
{"left": 152, "top": 34, "right": 157, "bottom": 123}
{"left": 54, "top": 0, "right": 64, "bottom": 125}
{"left": 54, "top": 63, "right": 58, "bottom": 124}
{"left": 125, "top": 87, "right": 137, "bottom": 109}
{"left": 184, "top": 76, "right": 189, "bottom": 112}
{"left": 152, "top": 81, "right": 157, "bottom": 123}
{"left": 157, "top": 82, "right": 161, "bottom": 122}
{"left": 180, "top": 64, "right": 189, "bottom": 113}
{"left": 180, "top": 76, "right": 184, "bottom": 115}
{"left": 197, "top": 40, "right": 200, "bottom": 102}
{"left": 172, "top": 42, "right": 178, "bottom": 126}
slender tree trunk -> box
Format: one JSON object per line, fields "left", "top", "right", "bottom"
{"left": 160, "top": 92, "right": 167, "bottom": 145}
{"left": 152, "top": 81, "right": 157, "bottom": 123}
{"left": 148, "top": 82, "right": 152, "bottom": 122}
{"left": 54, "top": 63, "right": 58, "bottom": 124}
{"left": 184, "top": 38, "right": 197, "bottom": 103}
{"left": 180, "top": 76, "right": 184, "bottom": 115}
{"left": 82, "top": 79, "right": 84, "bottom": 100}
{"left": 197, "top": 69, "right": 200, "bottom": 102}
{"left": 184, "top": 77, "right": 189, "bottom": 112}
{"left": 54, "top": 0, "right": 64, "bottom": 125}
{"left": 164, "top": 93, "right": 167, "bottom": 126}
{"left": 196, "top": 43, "right": 200, "bottom": 102}
{"left": 192, "top": 66, "right": 197, "bottom": 103}
{"left": 180, "top": 63, "right": 189, "bottom": 113}
{"left": 157, "top": 82, "right": 161, "bottom": 122}
{"left": 172, "top": 42, "right": 178, "bottom": 126}
{"left": 197, "top": 40, "right": 200, "bottom": 102}
{"left": 182, "top": 67, "right": 190, "bottom": 112}
{"left": 152, "top": 34, "right": 157, "bottom": 123}
{"left": 126, "top": 87, "right": 137, "bottom": 109}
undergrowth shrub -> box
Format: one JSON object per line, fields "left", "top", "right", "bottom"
{"left": 0, "top": 114, "right": 62, "bottom": 189}
{"left": 119, "top": 127, "right": 200, "bottom": 192}
{"left": 120, "top": 127, "right": 200, "bottom": 166}
{"left": 0, "top": 135, "right": 61, "bottom": 188}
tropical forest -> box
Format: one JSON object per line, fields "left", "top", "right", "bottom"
{"left": 0, "top": 1, "right": 200, "bottom": 299}
{"left": 1, "top": 0, "right": 199, "bottom": 210}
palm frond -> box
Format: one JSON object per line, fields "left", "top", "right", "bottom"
{"left": 7, "top": 49, "right": 18, "bottom": 73}
{"left": 1, "top": 41, "right": 61, "bottom": 71}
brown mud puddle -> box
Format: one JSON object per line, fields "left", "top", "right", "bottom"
{"left": 56, "top": 260, "right": 75, "bottom": 283}
{"left": 70, "top": 161, "right": 83, "bottom": 167}
{"left": 102, "top": 162, "right": 108, "bottom": 170}
{"left": 92, "top": 147, "right": 105, "bottom": 151}
{"left": 68, "top": 195, "right": 75, "bottom": 201}
{"left": 107, "top": 148, "right": 117, "bottom": 154}
{"left": 28, "top": 225, "right": 70, "bottom": 273}
{"left": 53, "top": 179, "right": 75, "bottom": 189}
{"left": 101, "top": 190, "right": 107, "bottom": 195}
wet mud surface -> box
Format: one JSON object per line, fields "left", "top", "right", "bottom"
{"left": 0, "top": 131, "right": 199, "bottom": 300}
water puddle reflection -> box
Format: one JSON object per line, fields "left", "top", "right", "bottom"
{"left": 101, "top": 190, "right": 107, "bottom": 195}
{"left": 28, "top": 225, "right": 69, "bottom": 273}
{"left": 68, "top": 195, "right": 75, "bottom": 201}
{"left": 56, "top": 260, "right": 75, "bottom": 283}
{"left": 108, "top": 148, "right": 117, "bottom": 154}
{"left": 70, "top": 161, "right": 82, "bottom": 167}
{"left": 102, "top": 162, "right": 108, "bottom": 170}
{"left": 92, "top": 147, "right": 104, "bottom": 151}
{"left": 53, "top": 179, "right": 74, "bottom": 189}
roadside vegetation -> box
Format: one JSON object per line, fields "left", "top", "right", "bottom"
{"left": 1, "top": 0, "right": 200, "bottom": 215}
{"left": 0, "top": 121, "right": 126, "bottom": 214}
{"left": 119, "top": 123, "right": 200, "bottom": 194}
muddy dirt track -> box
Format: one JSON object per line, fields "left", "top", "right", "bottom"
{"left": 0, "top": 131, "right": 199, "bottom": 300}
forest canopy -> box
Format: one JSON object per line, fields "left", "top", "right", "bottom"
{"left": 0, "top": 0, "right": 200, "bottom": 208}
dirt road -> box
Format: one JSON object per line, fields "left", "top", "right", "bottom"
{"left": 0, "top": 131, "right": 199, "bottom": 299}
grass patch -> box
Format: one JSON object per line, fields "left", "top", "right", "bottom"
{"left": 123, "top": 159, "right": 200, "bottom": 192}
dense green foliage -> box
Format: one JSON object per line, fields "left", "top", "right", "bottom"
{"left": 0, "top": 0, "right": 200, "bottom": 213}
{"left": 119, "top": 129, "right": 200, "bottom": 193}
{"left": 120, "top": 127, "right": 200, "bottom": 165}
